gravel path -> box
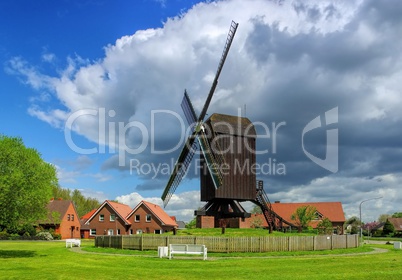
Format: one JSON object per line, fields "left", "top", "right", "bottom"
{"left": 69, "top": 246, "right": 389, "bottom": 259}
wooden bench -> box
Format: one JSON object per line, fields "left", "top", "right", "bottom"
{"left": 65, "top": 238, "right": 81, "bottom": 248}
{"left": 169, "top": 244, "right": 207, "bottom": 260}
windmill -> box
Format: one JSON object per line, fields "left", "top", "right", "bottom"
{"left": 161, "top": 21, "right": 294, "bottom": 232}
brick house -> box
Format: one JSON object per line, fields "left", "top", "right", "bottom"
{"left": 82, "top": 200, "right": 177, "bottom": 238}
{"left": 39, "top": 198, "right": 81, "bottom": 239}
{"left": 126, "top": 200, "right": 178, "bottom": 234}
{"left": 80, "top": 209, "right": 96, "bottom": 239}
{"left": 207, "top": 201, "right": 345, "bottom": 234}
{"left": 83, "top": 200, "right": 132, "bottom": 238}
{"left": 269, "top": 201, "right": 345, "bottom": 234}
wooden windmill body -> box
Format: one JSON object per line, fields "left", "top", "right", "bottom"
{"left": 195, "top": 113, "right": 257, "bottom": 219}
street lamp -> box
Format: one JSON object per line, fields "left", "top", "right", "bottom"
{"left": 359, "top": 196, "right": 382, "bottom": 245}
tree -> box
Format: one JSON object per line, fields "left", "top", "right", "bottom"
{"left": 382, "top": 219, "right": 395, "bottom": 236}
{"left": 51, "top": 185, "right": 101, "bottom": 217}
{"left": 291, "top": 205, "right": 317, "bottom": 232}
{"left": 392, "top": 212, "right": 402, "bottom": 218}
{"left": 251, "top": 205, "right": 262, "bottom": 214}
{"left": 317, "top": 218, "right": 333, "bottom": 235}
{"left": 0, "top": 135, "right": 57, "bottom": 231}
{"left": 378, "top": 214, "right": 391, "bottom": 223}
{"left": 186, "top": 218, "right": 196, "bottom": 229}
{"left": 345, "top": 216, "right": 361, "bottom": 234}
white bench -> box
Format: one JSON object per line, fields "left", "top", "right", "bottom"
{"left": 169, "top": 244, "right": 207, "bottom": 260}
{"left": 66, "top": 238, "right": 81, "bottom": 248}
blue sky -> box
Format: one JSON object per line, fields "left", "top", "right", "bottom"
{"left": 2, "top": 0, "right": 402, "bottom": 222}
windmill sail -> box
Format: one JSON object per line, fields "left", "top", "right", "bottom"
{"left": 196, "top": 20, "right": 238, "bottom": 125}
{"left": 198, "top": 129, "right": 224, "bottom": 189}
{"left": 161, "top": 21, "right": 238, "bottom": 207}
{"left": 161, "top": 137, "right": 198, "bottom": 207}
{"left": 181, "top": 90, "right": 198, "bottom": 128}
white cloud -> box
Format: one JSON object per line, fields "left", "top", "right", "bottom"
{"left": 7, "top": 0, "right": 402, "bottom": 224}
{"left": 116, "top": 191, "right": 201, "bottom": 222}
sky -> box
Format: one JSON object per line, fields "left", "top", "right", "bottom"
{"left": 1, "top": 0, "right": 401, "bottom": 223}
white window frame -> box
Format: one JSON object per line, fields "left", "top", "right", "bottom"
{"left": 90, "top": 229, "right": 96, "bottom": 236}
{"left": 146, "top": 214, "right": 152, "bottom": 222}
{"left": 110, "top": 214, "right": 116, "bottom": 222}
{"left": 99, "top": 214, "right": 104, "bottom": 221}
{"left": 135, "top": 215, "right": 140, "bottom": 222}
{"left": 154, "top": 229, "right": 161, "bottom": 234}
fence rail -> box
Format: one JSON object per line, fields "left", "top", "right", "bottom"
{"left": 95, "top": 234, "right": 358, "bottom": 253}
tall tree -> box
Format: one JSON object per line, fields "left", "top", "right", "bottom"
{"left": 345, "top": 216, "right": 361, "bottom": 234}
{"left": 52, "top": 185, "right": 100, "bottom": 217}
{"left": 392, "top": 212, "right": 402, "bottom": 218}
{"left": 0, "top": 135, "right": 57, "bottom": 230}
{"left": 382, "top": 219, "right": 395, "bottom": 236}
{"left": 378, "top": 214, "right": 391, "bottom": 223}
{"left": 291, "top": 205, "right": 317, "bottom": 232}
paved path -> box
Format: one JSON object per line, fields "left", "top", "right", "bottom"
{"left": 69, "top": 246, "right": 389, "bottom": 259}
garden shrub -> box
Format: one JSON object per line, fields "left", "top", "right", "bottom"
{"left": 36, "top": 231, "right": 54, "bottom": 241}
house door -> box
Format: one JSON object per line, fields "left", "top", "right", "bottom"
{"left": 108, "top": 229, "right": 114, "bottom": 235}
{"left": 71, "top": 226, "right": 75, "bottom": 238}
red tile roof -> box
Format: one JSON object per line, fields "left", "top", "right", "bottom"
{"left": 39, "top": 199, "right": 76, "bottom": 224}
{"left": 81, "top": 209, "right": 96, "bottom": 220}
{"left": 388, "top": 218, "right": 402, "bottom": 231}
{"left": 85, "top": 200, "right": 132, "bottom": 225}
{"left": 271, "top": 202, "right": 345, "bottom": 227}
{"left": 128, "top": 200, "right": 178, "bottom": 227}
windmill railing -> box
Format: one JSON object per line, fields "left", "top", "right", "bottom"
{"left": 255, "top": 181, "right": 297, "bottom": 231}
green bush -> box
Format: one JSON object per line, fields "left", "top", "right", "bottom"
{"left": 36, "top": 231, "right": 54, "bottom": 241}
{"left": 52, "top": 233, "right": 62, "bottom": 240}
{"left": 0, "top": 229, "right": 9, "bottom": 240}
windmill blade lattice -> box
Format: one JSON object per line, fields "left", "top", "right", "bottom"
{"left": 181, "top": 90, "right": 198, "bottom": 129}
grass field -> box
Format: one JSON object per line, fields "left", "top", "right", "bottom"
{"left": 0, "top": 240, "right": 401, "bottom": 279}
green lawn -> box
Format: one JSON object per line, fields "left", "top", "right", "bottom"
{"left": 0, "top": 240, "right": 401, "bottom": 279}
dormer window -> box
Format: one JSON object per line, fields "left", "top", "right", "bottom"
{"left": 314, "top": 211, "right": 323, "bottom": 220}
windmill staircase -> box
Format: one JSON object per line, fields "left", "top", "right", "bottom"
{"left": 255, "top": 180, "right": 297, "bottom": 232}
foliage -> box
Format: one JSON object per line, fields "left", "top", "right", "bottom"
{"left": 317, "top": 218, "right": 333, "bottom": 235}
{"left": 362, "top": 221, "right": 380, "bottom": 236}
{"left": 0, "top": 135, "right": 57, "bottom": 230}
{"left": 392, "top": 212, "right": 402, "bottom": 218}
{"left": 251, "top": 205, "right": 262, "bottom": 214}
{"left": 185, "top": 218, "right": 196, "bottom": 229}
{"left": 382, "top": 219, "right": 395, "bottom": 236}
{"left": 345, "top": 216, "right": 361, "bottom": 234}
{"left": 291, "top": 205, "right": 317, "bottom": 232}
{"left": 51, "top": 185, "right": 101, "bottom": 217}
{"left": 378, "top": 214, "right": 391, "bottom": 223}
{"left": 36, "top": 231, "right": 54, "bottom": 240}
{"left": 250, "top": 216, "right": 263, "bottom": 228}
